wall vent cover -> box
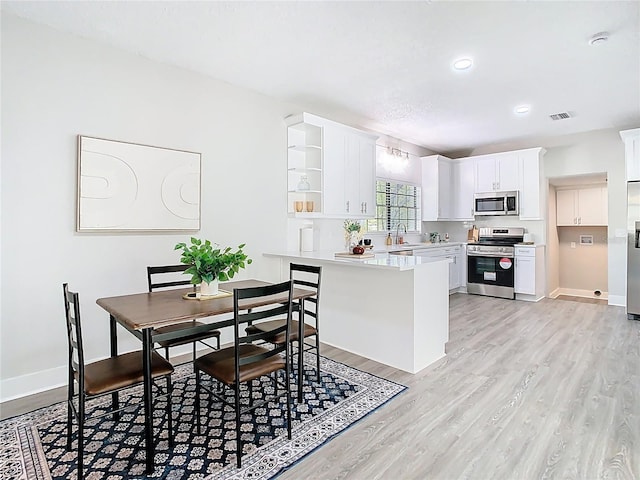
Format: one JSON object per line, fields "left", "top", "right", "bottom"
{"left": 549, "top": 112, "right": 571, "bottom": 121}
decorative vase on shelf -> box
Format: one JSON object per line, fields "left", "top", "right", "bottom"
{"left": 199, "top": 279, "right": 219, "bottom": 297}
{"left": 297, "top": 175, "right": 310, "bottom": 191}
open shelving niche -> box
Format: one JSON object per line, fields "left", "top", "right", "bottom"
{"left": 287, "top": 120, "right": 323, "bottom": 217}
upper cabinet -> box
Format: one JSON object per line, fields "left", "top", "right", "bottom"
{"left": 620, "top": 128, "right": 640, "bottom": 181}
{"left": 323, "top": 125, "right": 376, "bottom": 217}
{"left": 517, "top": 148, "right": 546, "bottom": 221}
{"left": 556, "top": 185, "right": 608, "bottom": 226}
{"left": 421, "top": 155, "right": 452, "bottom": 221}
{"left": 422, "top": 147, "right": 545, "bottom": 222}
{"left": 474, "top": 152, "right": 520, "bottom": 192}
{"left": 286, "top": 113, "right": 377, "bottom": 218}
{"left": 451, "top": 158, "right": 475, "bottom": 221}
{"left": 470, "top": 147, "right": 545, "bottom": 220}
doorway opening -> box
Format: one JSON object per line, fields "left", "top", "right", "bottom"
{"left": 547, "top": 173, "right": 608, "bottom": 301}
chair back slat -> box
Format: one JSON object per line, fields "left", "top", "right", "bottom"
{"left": 147, "top": 264, "right": 193, "bottom": 293}
{"left": 233, "top": 280, "right": 293, "bottom": 366}
{"left": 290, "top": 263, "right": 321, "bottom": 328}
{"left": 63, "top": 283, "right": 85, "bottom": 383}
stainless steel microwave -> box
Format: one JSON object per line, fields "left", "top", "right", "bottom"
{"left": 474, "top": 191, "right": 519, "bottom": 216}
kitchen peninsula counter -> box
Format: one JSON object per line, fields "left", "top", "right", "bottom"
{"left": 264, "top": 251, "right": 449, "bottom": 374}
{"left": 264, "top": 250, "right": 447, "bottom": 270}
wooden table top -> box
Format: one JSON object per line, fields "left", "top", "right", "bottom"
{"left": 96, "top": 279, "right": 314, "bottom": 330}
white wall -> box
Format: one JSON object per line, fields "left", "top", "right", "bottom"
{"left": 0, "top": 14, "right": 296, "bottom": 400}
{"left": 557, "top": 226, "right": 608, "bottom": 294}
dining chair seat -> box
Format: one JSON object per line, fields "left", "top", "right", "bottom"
{"left": 195, "top": 344, "right": 286, "bottom": 385}
{"left": 81, "top": 351, "right": 174, "bottom": 396}
{"left": 245, "top": 319, "right": 316, "bottom": 344}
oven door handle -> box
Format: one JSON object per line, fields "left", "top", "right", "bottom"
{"left": 468, "top": 252, "right": 514, "bottom": 258}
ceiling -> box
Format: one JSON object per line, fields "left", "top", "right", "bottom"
{"left": 2, "top": 1, "right": 639, "bottom": 154}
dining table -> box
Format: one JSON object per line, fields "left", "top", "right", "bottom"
{"left": 96, "top": 278, "right": 315, "bottom": 473}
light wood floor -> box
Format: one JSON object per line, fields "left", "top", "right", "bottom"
{"left": 281, "top": 294, "right": 639, "bottom": 480}
{"left": 2, "top": 294, "right": 638, "bottom": 479}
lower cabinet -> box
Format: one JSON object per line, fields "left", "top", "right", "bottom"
{"left": 514, "top": 245, "right": 545, "bottom": 301}
{"left": 414, "top": 245, "right": 465, "bottom": 292}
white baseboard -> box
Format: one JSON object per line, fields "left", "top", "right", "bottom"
{"left": 548, "top": 288, "right": 561, "bottom": 299}
{"left": 556, "top": 288, "right": 608, "bottom": 300}
{"left": 1, "top": 344, "right": 207, "bottom": 403}
{"left": 1, "top": 365, "right": 67, "bottom": 403}
{"left": 608, "top": 294, "right": 625, "bottom": 307}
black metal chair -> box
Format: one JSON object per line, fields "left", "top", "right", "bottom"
{"left": 194, "top": 280, "right": 294, "bottom": 468}
{"left": 63, "top": 283, "right": 174, "bottom": 477}
{"left": 147, "top": 265, "right": 221, "bottom": 363}
{"left": 246, "top": 263, "right": 322, "bottom": 382}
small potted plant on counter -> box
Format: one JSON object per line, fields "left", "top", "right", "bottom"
{"left": 175, "top": 237, "right": 252, "bottom": 297}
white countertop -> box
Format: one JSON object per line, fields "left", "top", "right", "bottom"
{"left": 264, "top": 249, "right": 453, "bottom": 271}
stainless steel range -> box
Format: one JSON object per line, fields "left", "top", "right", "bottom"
{"left": 467, "top": 227, "right": 524, "bottom": 300}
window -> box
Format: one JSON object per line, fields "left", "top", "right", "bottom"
{"left": 366, "top": 179, "right": 421, "bottom": 233}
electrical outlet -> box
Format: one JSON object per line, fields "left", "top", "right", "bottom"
{"left": 571, "top": 242, "right": 576, "bottom": 249}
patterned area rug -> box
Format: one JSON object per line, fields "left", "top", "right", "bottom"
{"left": 1, "top": 354, "right": 406, "bottom": 479}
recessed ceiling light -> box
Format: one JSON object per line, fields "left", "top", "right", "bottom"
{"left": 453, "top": 58, "right": 473, "bottom": 70}
{"left": 589, "top": 32, "right": 609, "bottom": 46}
{"left": 515, "top": 105, "right": 530, "bottom": 114}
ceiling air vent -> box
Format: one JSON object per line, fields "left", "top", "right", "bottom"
{"left": 549, "top": 112, "right": 571, "bottom": 121}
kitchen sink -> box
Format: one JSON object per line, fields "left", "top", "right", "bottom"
{"left": 389, "top": 249, "right": 414, "bottom": 256}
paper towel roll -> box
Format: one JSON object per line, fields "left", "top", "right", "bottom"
{"left": 300, "top": 227, "right": 314, "bottom": 252}
{"left": 523, "top": 233, "right": 534, "bottom": 243}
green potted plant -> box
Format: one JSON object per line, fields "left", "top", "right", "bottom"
{"left": 174, "top": 237, "right": 252, "bottom": 297}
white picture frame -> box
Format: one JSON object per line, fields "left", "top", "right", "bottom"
{"left": 77, "top": 135, "right": 201, "bottom": 232}
{"left": 579, "top": 235, "right": 594, "bottom": 245}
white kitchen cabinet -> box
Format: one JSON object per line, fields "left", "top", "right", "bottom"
{"left": 323, "top": 125, "right": 377, "bottom": 217}
{"left": 457, "top": 147, "right": 544, "bottom": 220}
{"left": 351, "top": 134, "right": 376, "bottom": 216}
{"left": 518, "top": 148, "right": 546, "bottom": 220}
{"left": 474, "top": 152, "right": 520, "bottom": 192}
{"left": 515, "top": 245, "right": 545, "bottom": 301}
{"left": 556, "top": 185, "right": 608, "bottom": 226}
{"left": 287, "top": 112, "right": 377, "bottom": 218}
{"left": 414, "top": 245, "right": 464, "bottom": 291}
{"left": 452, "top": 158, "right": 475, "bottom": 220}
{"left": 421, "top": 155, "right": 452, "bottom": 221}
{"left": 421, "top": 156, "right": 473, "bottom": 221}
{"left": 620, "top": 128, "right": 640, "bottom": 181}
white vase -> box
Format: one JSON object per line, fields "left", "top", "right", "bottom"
{"left": 345, "top": 232, "right": 359, "bottom": 252}
{"left": 199, "top": 279, "right": 219, "bottom": 297}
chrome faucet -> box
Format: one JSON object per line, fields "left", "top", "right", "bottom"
{"left": 395, "top": 223, "right": 407, "bottom": 244}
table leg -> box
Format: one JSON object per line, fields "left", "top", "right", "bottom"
{"left": 109, "top": 315, "right": 119, "bottom": 420}
{"left": 142, "top": 328, "right": 154, "bottom": 474}
{"left": 297, "top": 298, "right": 304, "bottom": 402}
